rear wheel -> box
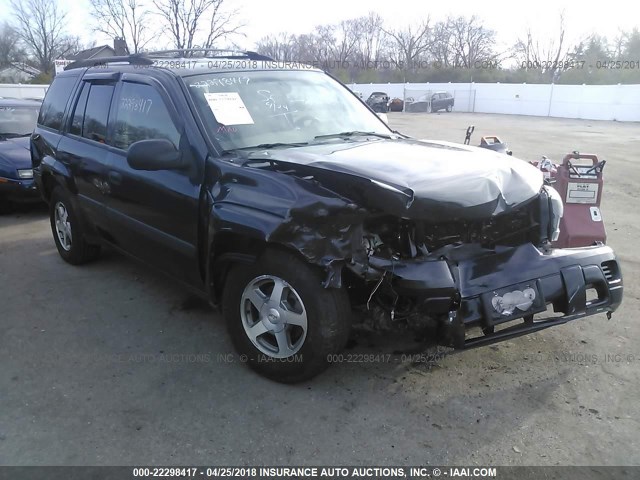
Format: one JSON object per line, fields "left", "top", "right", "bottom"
{"left": 49, "top": 187, "right": 101, "bottom": 265}
{"left": 222, "top": 249, "right": 351, "bottom": 383}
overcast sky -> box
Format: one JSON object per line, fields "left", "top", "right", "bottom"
{"left": 1, "top": 0, "right": 639, "bottom": 54}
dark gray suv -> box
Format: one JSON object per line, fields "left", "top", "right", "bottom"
{"left": 31, "top": 50, "right": 622, "bottom": 383}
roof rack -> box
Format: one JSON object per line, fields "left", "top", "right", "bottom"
{"left": 64, "top": 54, "right": 154, "bottom": 71}
{"left": 143, "top": 49, "right": 274, "bottom": 61}
{"left": 63, "top": 49, "right": 275, "bottom": 71}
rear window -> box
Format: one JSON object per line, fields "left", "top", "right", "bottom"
{"left": 68, "top": 82, "right": 115, "bottom": 143}
{"left": 83, "top": 84, "right": 114, "bottom": 143}
{"left": 38, "top": 76, "right": 76, "bottom": 130}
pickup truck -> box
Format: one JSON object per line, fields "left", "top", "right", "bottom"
{"left": 31, "top": 51, "right": 623, "bottom": 383}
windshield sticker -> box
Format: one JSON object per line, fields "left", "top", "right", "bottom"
{"left": 204, "top": 92, "right": 254, "bottom": 125}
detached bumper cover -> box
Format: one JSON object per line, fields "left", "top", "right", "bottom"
{"left": 373, "top": 243, "right": 623, "bottom": 348}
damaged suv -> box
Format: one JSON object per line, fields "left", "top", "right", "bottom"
{"left": 32, "top": 51, "right": 623, "bottom": 383}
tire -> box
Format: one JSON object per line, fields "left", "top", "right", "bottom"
{"left": 222, "top": 249, "right": 351, "bottom": 383}
{"left": 49, "top": 187, "right": 101, "bottom": 265}
{"left": 446, "top": 104, "right": 453, "bottom": 112}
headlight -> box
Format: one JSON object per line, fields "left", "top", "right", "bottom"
{"left": 17, "top": 169, "right": 33, "bottom": 179}
{"left": 544, "top": 185, "right": 564, "bottom": 242}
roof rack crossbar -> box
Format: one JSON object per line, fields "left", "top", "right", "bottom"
{"left": 62, "top": 49, "right": 275, "bottom": 71}
{"left": 64, "top": 54, "right": 154, "bottom": 71}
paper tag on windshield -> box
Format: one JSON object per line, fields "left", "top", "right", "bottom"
{"left": 204, "top": 92, "right": 254, "bottom": 125}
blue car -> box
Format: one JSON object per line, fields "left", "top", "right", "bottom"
{"left": 0, "top": 98, "right": 41, "bottom": 211}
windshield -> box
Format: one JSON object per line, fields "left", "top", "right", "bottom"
{"left": 0, "top": 105, "right": 39, "bottom": 137}
{"left": 185, "top": 70, "right": 392, "bottom": 151}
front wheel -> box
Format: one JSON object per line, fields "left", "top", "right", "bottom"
{"left": 222, "top": 249, "right": 351, "bottom": 383}
{"left": 446, "top": 104, "right": 453, "bottom": 112}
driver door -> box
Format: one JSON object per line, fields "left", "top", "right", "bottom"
{"left": 103, "top": 76, "right": 203, "bottom": 285}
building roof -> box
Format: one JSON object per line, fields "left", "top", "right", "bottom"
{"left": 66, "top": 45, "right": 116, "bottom": 61}
{"left": 0, "top": 63, "right": 41, "bottom": 76}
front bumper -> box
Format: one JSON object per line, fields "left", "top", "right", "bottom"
{"left": 371, "top": 243, "right": 623, "bottom": 349}
{"left": 0, "top": 176, "right": 41, "bottom": 203}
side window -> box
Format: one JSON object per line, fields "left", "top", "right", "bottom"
{"left": 69, "top": 83, "right": 89, "bottom": 136}
{"left": 113, "top": 82, "right": 180, "bottom": 150}
{"left": 38, "top": 76, "right": 76, "bottom": 130}
{"left": 82, "top": 84, "right": 115, "bottom": 143}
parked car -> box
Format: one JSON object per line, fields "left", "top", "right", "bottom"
{"left": 32, "top": 52, "right": 623, "bottom": 383}
{"left": 0, "top": 98, "right": 41, "bottom": 211}
{"left": 389, "top": 97, "right": 404, "bottom": 112}
{"left": 365, "top": 91, "right": 389, "bottom": 112}
{"left": 406, "top": 91, "right": 454, "bottom": 113}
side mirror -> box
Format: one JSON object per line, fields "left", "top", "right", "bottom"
{"left": 126, "top": 139, "right": 184, "bottom": 171}
{"left": 377, "top": 112, "right": 389, "bottom": 124}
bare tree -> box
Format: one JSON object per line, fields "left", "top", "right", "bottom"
{"left": 255, "top": 33, "right": 298, "bottom": 61}
{"left": 152, "top": 0, "right": 243, "bottom": 52}
{"left": 88, "top": 0, "right": 151, "bottom": 53}
{"left": 10, "top": 0, "right": 74, "bottom": 74}
{"left": 352, "top": 13, "right": 386, "bottom": 65}
{"left": 0, "top": 22, "right": 25, "bottom": 66}
{"left": 621, "top": 28, "right": 640, "bottom": 59}
{"left": 329, "top": 19, "right": 360, "bottom": 65}
{"left": 431, "top": 20, "right": 455, "bottom": 66}
{"left": 446, "top": 16, "right": 496, "bottom": 68}
{"left": 513, "top": 12, "right": 571, "bottom": 78}
{"left": 202, "top": 0, "right": 244, "bottom": 49}
{"left": 382, "top": 20, "right": 432, "bottom": 69}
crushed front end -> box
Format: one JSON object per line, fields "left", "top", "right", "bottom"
{"left": 346, "top": 187, "right": 623, "bottom": 349}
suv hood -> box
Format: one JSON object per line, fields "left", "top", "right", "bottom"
{"left": 250, "top": 138, "right": 543, "bottom": 222}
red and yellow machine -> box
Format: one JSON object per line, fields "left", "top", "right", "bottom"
{"left": 464, "top": 127, "right": 608, "bottom": 249}
{"left": 532, "top": 152, "right": 607, "bottom": 248}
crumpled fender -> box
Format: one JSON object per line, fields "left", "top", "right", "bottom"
{"left": 207, "top": 161, "right": 368, "bottom": 288}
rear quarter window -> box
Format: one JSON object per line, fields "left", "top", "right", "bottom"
{"left": 38, "top": 76, "right": 77, "bottom": 131}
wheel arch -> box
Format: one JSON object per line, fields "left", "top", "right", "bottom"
{"left": 207, "top": 231, "right": 329, "bottom": 306}
{"left": 39, "top": 159, "right": 77, "bottom": 203}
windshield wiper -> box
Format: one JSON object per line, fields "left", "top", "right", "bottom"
{"left": 223, "top": 142, "right": 309, "bottom": 153}
{"left": 314, "top": 131, "right": 393, "bottom": 140}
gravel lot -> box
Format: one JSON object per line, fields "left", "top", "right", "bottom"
{"left": 1, "top": 112, "right": 638, "bottom": 466}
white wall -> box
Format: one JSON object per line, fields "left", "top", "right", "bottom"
{"left": 0, "top": 84, "right": 48, "bottom": 100}
{"left": 350, "top": 82, "right": 640, "bottom": 122}
{"left": 4, "top": 81, "right": 639, "bottom": 122}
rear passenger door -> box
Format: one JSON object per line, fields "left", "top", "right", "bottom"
{"left": 56, "top": 75, "right": 117, "bottom": 231}
{"left": 104, "top": 76, "right": 203, "bottom": 285}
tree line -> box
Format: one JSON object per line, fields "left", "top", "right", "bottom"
{"left": 254, "top": 13, "right": 640, "bottom": 84}
{"left": 1, "top": 0, "right": 639, "bottom": 85}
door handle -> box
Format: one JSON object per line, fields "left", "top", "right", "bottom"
{"left": 108, "top": 171, "right": 123, "bottom": 185}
